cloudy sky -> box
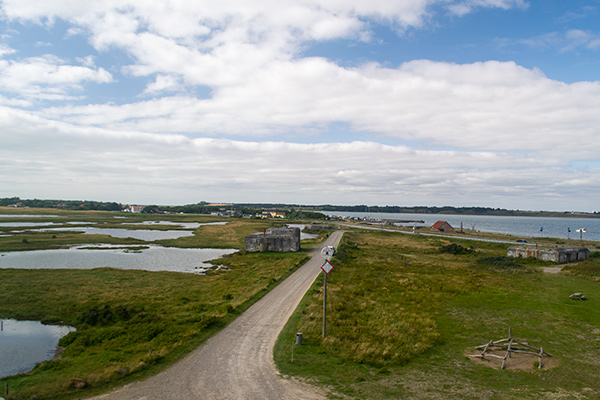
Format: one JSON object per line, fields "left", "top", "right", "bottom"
{"left": 1, "top": 0, "right": 599, "bottom": 211}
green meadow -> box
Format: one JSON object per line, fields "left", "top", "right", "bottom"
{"left": 274, "top": 231, "right": 600, "bottom": 399}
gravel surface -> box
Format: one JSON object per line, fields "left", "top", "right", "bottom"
{"left": 87, "top": 231, "right": 344, "bottom": 400}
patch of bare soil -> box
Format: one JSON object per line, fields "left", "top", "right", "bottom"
{"left": 465, "top": 348, "right": 559, "bottom": 371}
{"left": 542, "top": 266, "right": 563, "bottom": 274}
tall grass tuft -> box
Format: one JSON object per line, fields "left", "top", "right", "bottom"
{"left": 475, "top": 255, "right": 532, "bottom": 273}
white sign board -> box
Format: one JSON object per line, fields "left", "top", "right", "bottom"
{"left": 321, "top": 261, "right": 334, "bottom": 275}
{"left": 321, "top": 246, "right": 335, "bottom": 260}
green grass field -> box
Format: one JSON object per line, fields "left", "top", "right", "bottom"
{"left": 274, "top": 231, "right": 600, "bottom": 399}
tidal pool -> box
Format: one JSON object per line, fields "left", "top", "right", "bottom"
{"left": 0, "top": 222, "right": 57, "bottom": 227}
{"left": 0, "top": 244, "right": 238, "bottom": 273}
{"left": 122, "top": 221, "right": 214, "bottom": 229}
{"left": 0, "top": 215, "right": 60, "bottom": 218}
{"left": 40, "top": 226, "right": 196, "bottom": 241}
{"left": 0, "top": 319, "right": 75, "bottom": 378}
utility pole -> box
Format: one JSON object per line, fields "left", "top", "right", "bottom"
{"left": 320, "top": 246, "right": 335, "bottom": 339}
{"left": 323, "top": 271, "right": 327, "bottom": 338}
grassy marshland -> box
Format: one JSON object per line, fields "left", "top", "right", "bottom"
{"left": 275, "top": 231, "right": 600, "bottom": 399}
{"left": 2, "top": 208, "right": 599, "bottom": 399}
{"left": 0, "top": 253, "right": 310, "bottom": 399}
{"left": 0, "top": 210, "right": 321, "bottom": 399}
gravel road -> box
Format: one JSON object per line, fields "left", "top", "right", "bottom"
{"left": 88, "top": 230, "right": 343, "bottom": 400}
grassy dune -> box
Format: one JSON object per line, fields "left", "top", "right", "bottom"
{"left": 275, "top": 231, "right": 600, "bottom": 399}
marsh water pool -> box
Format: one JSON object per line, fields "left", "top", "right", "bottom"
{"left": 0, "top": 319, "right": 75, "bottom": 378}
{"left": 37, "top": 221, "right": 228, "bottom": 241}
{"left": 0, "top": 220, "right": 227, "bottom": 241}
{"left": 40, "top": 226, "right": 197, "bottom": 241}
{"left": 0, "top": 244, "right": 237, "bottom": 273}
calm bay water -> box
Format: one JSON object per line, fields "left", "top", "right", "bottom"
{"left": 324, "top": 212, "right": 600, "bottom": 242}
{"left": 0, "top": 319, "right": 75, "bottom": 378}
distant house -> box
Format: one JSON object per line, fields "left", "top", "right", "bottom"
{"left": 125, "top": 205, "right": 145, "bottom": 213}
{"left": 260, "top": 210, "right": 286, "bottom": 219}
{"left": 431, "top": 221, "right": 454, "bottom": 232}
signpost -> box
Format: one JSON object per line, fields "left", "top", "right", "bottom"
{"left": 576, "top": 228, "right": 587, "bottom": 243}
{"left": 320, "top": 246, "right": 335, "bottom": 338}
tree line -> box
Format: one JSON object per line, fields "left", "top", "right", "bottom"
{"left": 2, "top": 197, "right": 596, "bottom": 217}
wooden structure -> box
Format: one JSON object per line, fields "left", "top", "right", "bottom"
{"left": 469, "top": 327, "right": 552, "bottom": 370}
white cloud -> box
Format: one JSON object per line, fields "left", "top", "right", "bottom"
{"left": 142, "top": 74, "right": 183, "bottom": 95}
{"left": 1, "top": 0, "right": 598, "bottom": 211}
{"left": 0, "top": 43, "right": 15, "bottom": 57}
{"left": 565, "top": 29, "right": 600, "bottom": 50}
{"left": 447, "top": 0, "right": 528, "bottom": 16}
{"left": 38, "top": 59, "right": 600, "bottom": 163}
{"left": 517, "top": 29, "right": 600, "bottom": 53}
{"left": 0, "top": 0, "right": 529, "bottom": 90}
{"left": 2, "top": 105, "right": 597, "bottom": 209}
{"left": 0, "top": 54, "right": 113, "bottom": 100}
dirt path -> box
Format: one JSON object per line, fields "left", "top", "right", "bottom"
{"left": 87, "top": 231, "right": 344, "bottom": 400}
{"left": 542, "top": 266, "right": 563, "bottom": 273}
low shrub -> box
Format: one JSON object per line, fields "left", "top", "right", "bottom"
{"left": 78, "top": 304, "right": 140, "bottom": 326}
{"left": 439, "top": 243, "right": 475, "bottom": 255}
{"left": 475, "top": 256, "right": 530, "bottom": 272}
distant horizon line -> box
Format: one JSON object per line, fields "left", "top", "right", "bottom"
{"left": 1, "top": 197, "right": 598, "bottom": 216}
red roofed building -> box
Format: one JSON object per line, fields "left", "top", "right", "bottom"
{"left": 431, "top": 221, "right": 454, "bottom": 232}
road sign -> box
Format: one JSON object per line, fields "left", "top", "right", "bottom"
{"left": 321, "top": 246, "right": 335, "bottom": 260}
{"left": 321, "top": 260, "right": 334, "bottom": 275}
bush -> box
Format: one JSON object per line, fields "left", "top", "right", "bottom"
{"left": 475, "top": 256, "right": 530, "bottom": 272}
{"left": 78, "top": 304, "right": 140, "bottom": 326}
{"left": 439, "top": 243, "right": 475, "bottom": 255}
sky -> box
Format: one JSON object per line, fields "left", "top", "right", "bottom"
{"left": 1, "top": 0, "right": 599, "bottom": 212}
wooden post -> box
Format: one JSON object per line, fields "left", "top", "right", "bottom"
{"left": 481, "top": 340, "right": 493, "bottom": 356}
{"left": 501, "top": 339, "right": 514, "bottom": 370}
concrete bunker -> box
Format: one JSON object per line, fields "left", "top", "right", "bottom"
{"left": 507, "top": 246, "right": 589, "bottom": 264}
{"left": 245, "top": 227, "right": 301, "bottom": 252}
